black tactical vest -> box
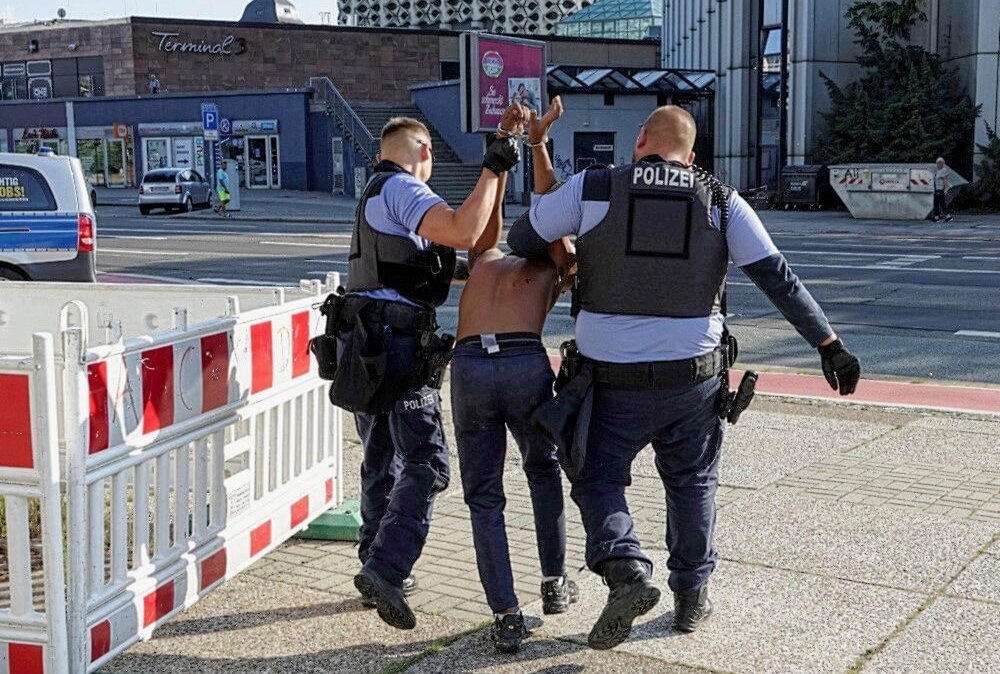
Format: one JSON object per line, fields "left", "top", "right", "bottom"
{"left": 575, "top": 158, "right": 729, "bottom": 319}
{"left": 346, "top": 161, "right": 456, "bottom": 308}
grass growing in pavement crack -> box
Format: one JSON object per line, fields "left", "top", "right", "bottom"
{"left": 844, "top": 532, "right": 999, "bottom": 674}
{"left": 379, "top": 621, "right": 492, "bottom": 674}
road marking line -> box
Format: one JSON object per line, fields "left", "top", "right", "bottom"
{"left": 259, "top": 241, "right": 350, "bottom": 249}
{"left": 99, "top": 248, "right": 190, "bottom": 256}
{"left": 793, "top": 262, "right": 1000, "bottom": 275}
{"left": 954, "top": 330, "right": 1000, "bottom": 339}
{"left": 962, "top": 256, "right": 1000, "bottom": 261}
{"left": 304, "top": 259, "right": 348, "bottom": 266}
{"left": 100, "top": 235, "right": 171, "bottom": 241}
{"left": 782, "top": 250, "right": 935, "bottom": 259}
{"left": 196, "top": 277, "right": 285, "bottom": 286}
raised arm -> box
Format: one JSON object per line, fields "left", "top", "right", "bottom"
{"left": 419, "top": 104, "right": 525, "bottom": 250}
{"left": 528, "top": 96, "right": 564, "bottom": 194}
{"left": 468, "top": 171, "right": 507, "bottom": 270}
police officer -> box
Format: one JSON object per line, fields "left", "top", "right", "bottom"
{"left": 329, "top": 110, "right": 523, "bottom": 631}
{"left": 508, "top": 106, "right": 860, "bottom": 649}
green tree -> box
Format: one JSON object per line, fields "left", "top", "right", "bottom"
{"left": 971, "top": 122, "right": 1000, "bottom": 205}
{"left": 815, "top": 0, "right": 977, "bottom": 167}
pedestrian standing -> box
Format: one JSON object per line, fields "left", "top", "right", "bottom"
{"left": 215, "top": 160, "right": 232, "bottom": 218}
{"left": 933, "top": 157, "right": 953, "bottom": 222}
{"left": 451, "top": 96, "right": 577, "bottom": 654}
{"left": 148, "top": 73, "right": 160, "bottom": 94}
{"left": 313, "top": 108, "right": 523, "bottom": 631}
{"left": 508, "top": 105, "right": 861, "bottom": 650}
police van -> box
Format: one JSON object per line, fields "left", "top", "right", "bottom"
{"left": 0, "top": 152, "right": 97, "bottom": 281}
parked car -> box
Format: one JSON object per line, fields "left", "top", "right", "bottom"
{"left": 138, "top": 168, "right": 212, "bottom": 215}
{"left": 0, "top": 151, "right": 97, "bottom": 281}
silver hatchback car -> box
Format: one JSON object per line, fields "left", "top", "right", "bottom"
{"left": 138, "top": 168, "right": 212, "bottom": 215}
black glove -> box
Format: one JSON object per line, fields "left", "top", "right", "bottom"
{"left": 482, "top": 137, "right": 520, "bottom": 175}
{"left": 818, "top": 339, "right": 860, "bottom": 396}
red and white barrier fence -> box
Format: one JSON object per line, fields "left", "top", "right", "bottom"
{"left": 0, "top": 276, "right": 343, "bottom": 673}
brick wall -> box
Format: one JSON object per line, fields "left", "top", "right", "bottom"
{"left": 0, "top": 20, "right": 136, "bottom": 96}
{"left": 130, "top": 19, "right": 442, "bottom": 103}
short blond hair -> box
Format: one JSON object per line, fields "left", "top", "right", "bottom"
{"left": 381, "top": 117, "right": 430, "bottom": 143}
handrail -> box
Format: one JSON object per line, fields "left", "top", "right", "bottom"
{"left": 310, "top": 76, "right": 378, "bottom": 162}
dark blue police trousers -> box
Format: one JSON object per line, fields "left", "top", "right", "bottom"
{"left": 349, "top": 329, "right": 451, "bottom": 587}
{"left": 571, "top": 375, "right": 724, "bottom": 594}
{"left": 450, "top": 339, "right": 566, "bottom": 613}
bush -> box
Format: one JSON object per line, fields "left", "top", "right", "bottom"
{"left": 971, "top": 122, "right": 1000, "bottom": 205}
{"left": 815, "top": 1, "right": 978, "bottom": 168}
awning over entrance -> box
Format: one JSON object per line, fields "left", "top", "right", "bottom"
{"left": 546, "top": 65, "right": 716, "bottom": 95}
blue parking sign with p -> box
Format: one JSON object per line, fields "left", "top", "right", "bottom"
{"left": 201, "top": 103, "right": 219, "bottom": 140}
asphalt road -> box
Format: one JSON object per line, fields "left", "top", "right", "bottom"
{"left": 92, "top": 201, "right": 1000, "bottom": 385}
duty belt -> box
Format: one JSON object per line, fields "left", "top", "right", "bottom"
{"left": 589, "top": 348, "right": 726, "bottom": 390}
{"left": 340, "top": 296, "right": 437, "bottom": 333}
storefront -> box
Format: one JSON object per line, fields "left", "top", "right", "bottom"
{"left": 76, "top": 126, "right": 134, "bottom": 187}
{"left": 137, "top": 119, "right": 281, "bottom": 188}
{"left": 11, "top": 127, "right": 69, "bottom": 155}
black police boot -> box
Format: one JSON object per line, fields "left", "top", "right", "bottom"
{"left": 672, "top": 584, "right": 713, "bottom": 633}
{"left": 491, "top": 612, "right": 530, "bottom": 654}
{"left": 360, "top": 574, "right": 417, "bottom": 608}
{"left": 354, "top": 569, "right": 416, "bottom": 630}
{"left": 587, "top": 559, "right": 661, "bottom": 650}
{"left": 541, "top": 576, "right": 579, "bottom": 615}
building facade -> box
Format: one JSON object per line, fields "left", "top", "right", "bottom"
{"left": 336, "top": 0, "right": 596, "bottom": 35}
{"left": 556, "top": 0, "right": 663, "bottom": 40}
{"left": 661, "top": 0, "right": 1000, "bottom": 189}
{"left": 1, "top": 16, "right": 666, "bottom": 199}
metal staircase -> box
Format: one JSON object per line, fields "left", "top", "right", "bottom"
{"left": 310, "top": 78, "right": 483, "bottom": 205}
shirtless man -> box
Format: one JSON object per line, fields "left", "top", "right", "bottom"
{"left": 450, "top": 98, "right": 578, "bottom": 654}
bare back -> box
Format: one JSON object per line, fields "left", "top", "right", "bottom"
{"left": 457, "top": 249, "right": 560, "bottom": 340}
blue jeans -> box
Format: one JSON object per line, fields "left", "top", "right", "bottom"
{"left": 450, "top": 339, "right": 566, "bottom": 613}
{"left": 571, "top": 375, "right": 724, "bottom": 594}
{"left": 344, "top": 328, "right": 451, "bottom": 587}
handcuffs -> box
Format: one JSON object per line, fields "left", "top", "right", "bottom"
{"left": 496, "top": 123, "right": 546, "bottom": 148}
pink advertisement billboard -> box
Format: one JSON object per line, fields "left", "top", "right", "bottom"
{"left": 461, "top": 33, "right": 548, "bottom": 133}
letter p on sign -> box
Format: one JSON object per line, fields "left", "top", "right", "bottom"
{"left": 202, "top": 103, "right": 219, "bottom": 141}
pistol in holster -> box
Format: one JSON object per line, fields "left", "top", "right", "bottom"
{"left": 718, "top": 370, "right": 758, "bottom": 425}
{"left": 310, "top": 288, "right": 347, "bottom": 381}
{"left": 555, "top": 339, "right": 582, "bottom": 394}
{"left": 418, "top": 330, "right": 455, "bottom": 390}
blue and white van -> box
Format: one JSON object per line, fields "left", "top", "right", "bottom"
{"left": 0, "top": 152, "right": 97, "bottom": 281}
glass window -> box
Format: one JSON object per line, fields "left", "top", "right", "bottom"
{"left": 51, "top": 58, "right": 77, "bottom": 76}
{"left": 52, "top": 74, "right": 79, "bottom": 99}
{"left": 76, "top": 56, "right": 103, "bottom": 74}
{"left": 2, "top": 78, "right": 27, "bottom": 100}
{"left": 0, "top": 164, "right": 57, "bottom": 211}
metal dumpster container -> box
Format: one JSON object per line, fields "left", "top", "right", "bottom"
{"left": 829, "top": 163, "right": 968, "bottom": 220}
{"left": 781, "top": 165, "right": 830, "bottom": 210}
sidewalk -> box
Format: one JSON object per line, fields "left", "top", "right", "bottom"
{"left": 94, "top": 187, "right": 358, "bottom": 223}
{"left": 102, "top": 380, "right": 999, "bottom": 674}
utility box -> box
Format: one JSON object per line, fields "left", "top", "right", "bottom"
{"left": 829, "top": 163, "right": 968, "bottom": 220}
{"left": 780, "top": 165, "right": 830, "bottom": 210}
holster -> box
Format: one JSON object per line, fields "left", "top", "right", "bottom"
{"left": 418, "top": 330, "right": 455, "bottom": 390}
{"left": 310, "top": 290, "right": 346, "bottom": 381}
{"left": 532, "top": 341, "right": 594, "bottom": 482}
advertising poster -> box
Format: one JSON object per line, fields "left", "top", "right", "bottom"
{"left": 461, "top": 33, "right": 547, "bottom": 133}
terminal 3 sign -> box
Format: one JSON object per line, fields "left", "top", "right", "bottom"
{"left": 151, "top": 31, "right": 248, "bottom": 56}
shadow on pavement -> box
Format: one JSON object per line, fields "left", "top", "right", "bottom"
{"left": 152, "top": 598, "right": 364, "bottom": 638}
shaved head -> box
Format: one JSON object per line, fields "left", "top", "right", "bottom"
{"left": 633, "top": 105, "right": 697, "bottom": 164}
{"left": 379, "top": 116, "right": 434, "bottom": 182}
{"left": 643, "top": 106, "right": 696, "bottom": 154}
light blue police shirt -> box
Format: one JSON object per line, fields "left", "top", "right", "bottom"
{"left": 526, "top": 171, "right": 779, "bottom": 363}
{"left": 352, "top": 172, "right": 444, "bottom": 306}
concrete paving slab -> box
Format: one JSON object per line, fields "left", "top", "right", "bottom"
{"left": 530, "top": 561, "right": 922, "bottom": 674}
{"left": 848, "top": 425, "right": 1000, "bottom": 474}
{"left": 861, "top": 597, "right": 1000, "bottom": 674}
{"left": 406, "top": 628, "right": 702, "bottom": 674}
{"left": 629, "top": 411, "right": 893, "bottom": 489}
{"left": 946, "top": 545, "right": 1000, "bottom": 603}
{"left": 102, "top": 575, "right": 471, "bottom": 674}
{"left": 716, "top": 489, "right": 995, "bottom": 591}
{"left": 906, "top": 415, "right": 1000, "bottom": 435}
